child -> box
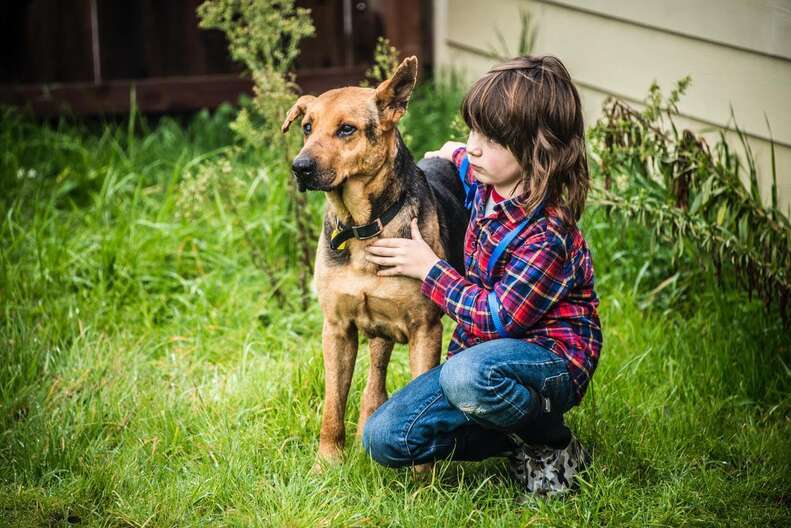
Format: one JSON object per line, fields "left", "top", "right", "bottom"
{"left": 362, "top": 55, "right": 602, "bottom": 495}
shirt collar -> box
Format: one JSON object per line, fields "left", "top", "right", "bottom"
{"left": 480, "top": 184, "right": 534, "bottom": 226}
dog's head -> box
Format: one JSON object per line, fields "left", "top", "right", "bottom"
{"left": 281, "top": 56, "right": 418, "bottom": 192}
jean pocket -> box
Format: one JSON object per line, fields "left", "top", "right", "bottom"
{"left": 540, "top": 370, "right": 572, "bottom": 414}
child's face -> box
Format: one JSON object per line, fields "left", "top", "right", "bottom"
{"left": 465, "top": 129, "right": 523, "bottom": 192}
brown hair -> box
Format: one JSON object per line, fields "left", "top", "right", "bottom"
{"left": 460, "top": 55, "right": 590, "bottom": 226}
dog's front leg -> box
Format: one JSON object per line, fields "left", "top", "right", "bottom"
{"left": 356, "top": 336, "right": 394, "bottom": 438}
{"left": 318, "top": 319, "right": 359, "bottom": 465}
{"left": 407, "top": 323, "right": 443, "bottom": 379}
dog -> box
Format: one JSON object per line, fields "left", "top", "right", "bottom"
{"left": 280, "top": 56, "right": 468, "bottom": 467}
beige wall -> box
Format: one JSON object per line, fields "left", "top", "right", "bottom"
{"left": 432, "top": 0, "right": 791, "bottom": 214}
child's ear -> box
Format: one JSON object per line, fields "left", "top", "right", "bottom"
{"left": 374, "top": 56, "right": 418, "bottom": 131}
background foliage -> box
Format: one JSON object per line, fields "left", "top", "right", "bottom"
{"left": 588, "top": 79, "right": 790, "bottom": 319}
{"left": 197, "top": 0, "right": 319, "bottom": 309}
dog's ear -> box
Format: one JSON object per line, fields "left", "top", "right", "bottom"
{"left": 281, "top": 95, "right": 317, "bottom": 133}
{"left": 375, "top": 56, "right": 418, "bottom": 131}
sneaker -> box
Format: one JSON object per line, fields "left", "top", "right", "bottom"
{"left": 506, "top": 433, "right": 590, "bottom": 495}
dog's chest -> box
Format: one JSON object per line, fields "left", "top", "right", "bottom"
{"left": 315, "top": 256, "right": 439, "bottom": 344}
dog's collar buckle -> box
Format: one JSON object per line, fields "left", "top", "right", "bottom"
{"left": 329, "top": 193, "right": 407, "bottom": 252}
{"left": 351, "top": 218, "right": 383, "bottom": 240}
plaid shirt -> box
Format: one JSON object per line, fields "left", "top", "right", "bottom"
{"left": 420, "top": 147, "right": 602, "bottom": 405}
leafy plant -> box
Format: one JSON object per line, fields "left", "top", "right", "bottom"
{"left": 588, "top": 79, "right": 790, "bottom": 320}
{"left": 360, "top": 36, "right": 401, "bottom": 87}
{"left": 197, "top": 0, "right": 318, "bottom": 309}
{"left": 489, "top": 5, "right": 537, "bottom": 58}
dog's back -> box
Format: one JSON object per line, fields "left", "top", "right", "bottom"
{"left": 417, "top": 157, "right": 469, "bottom": 276}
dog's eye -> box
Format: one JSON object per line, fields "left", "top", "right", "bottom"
{"left": 303, "top": 123, "right": 312, "bottom": 135}
{"left": 337, "top": 124, "right": 356, "bottom": 137}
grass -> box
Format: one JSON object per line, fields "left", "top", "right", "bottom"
{"left": 1, "top": 86, "right": 790, "bottom": 526}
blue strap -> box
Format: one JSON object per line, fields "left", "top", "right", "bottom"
{"left": 485, "top": 201, "right": 546, "bottom": 337}
{"left": 455, "top": 148, "right": 546, "bottom": 338}
{"left": 487, "top": 290, "right": 508, "bottom": 337}
{"left": 487, "top": 216, "right": 531, "bottom": 278}
{"left": 458, "top": 155, "right": 477, "bottom": 210}
{"left": 486, "top": 202, "right": 545, "bottom": 278}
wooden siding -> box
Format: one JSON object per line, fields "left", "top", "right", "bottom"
{"left": 432, "top": 0, "right": 791, "bottom": 213}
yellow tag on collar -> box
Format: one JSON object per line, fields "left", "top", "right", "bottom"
{"left": 331, "top": 227, "right": 348, "bottom": 251}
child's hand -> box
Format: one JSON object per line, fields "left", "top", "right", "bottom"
{"left": 365, "top": 218, "right": 440, "bottom": 281}
{"left": 423, "top": 141, "right": 466, "bottom": 161}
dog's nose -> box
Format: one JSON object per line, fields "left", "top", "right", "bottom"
{"left": 292, "top": 156, "right": 317, "bottom": 179}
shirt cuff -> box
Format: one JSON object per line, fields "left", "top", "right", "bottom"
{"left": 421, "top": 258, "right": 464, "bottom": 306}
{"left": 451, "top": 146, "right": 466, "bottom": 169}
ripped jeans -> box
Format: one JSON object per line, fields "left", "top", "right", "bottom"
{"left": 362, "top": 338, "right": 575, "bottom": 467}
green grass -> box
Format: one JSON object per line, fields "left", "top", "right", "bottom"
{"left": 1, "top": 92, "right": 789, "bottom": 527}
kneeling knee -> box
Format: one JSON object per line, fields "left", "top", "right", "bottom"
{"left": 438, "top": 357, "right": 489, "bottom": 414}
{"left": 362, "top": 409, "right": 411, "bottom": 468}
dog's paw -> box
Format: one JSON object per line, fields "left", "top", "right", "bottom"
{"left": 310, "top": 458, "right": 341, "bottom": 475}
{"left": 412, "top": 462, "right": 435, "bottom": 474}
{"left": 311, "top": 450, "right": 343, "bottom": 475}
{"left": 310, "top": 459, "right": 327, "bottom": 475}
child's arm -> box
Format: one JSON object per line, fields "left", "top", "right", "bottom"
{"left": 423, "top": 141, "right": 465, "bottom": 162}
{"left": 420, "top": 229, "right": 574, "bottom": 339}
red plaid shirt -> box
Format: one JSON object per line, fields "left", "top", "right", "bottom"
{"left": 420, "top": 147, "right": 602, "bottom": 404}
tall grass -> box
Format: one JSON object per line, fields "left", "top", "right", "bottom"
{"left": 1, "top": 88, "right": 789, "bottom": 526}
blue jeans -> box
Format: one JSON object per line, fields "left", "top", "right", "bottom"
{"left": 362, "top": 339, "right": 575, "bottom": 467}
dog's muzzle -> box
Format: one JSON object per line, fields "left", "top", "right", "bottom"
{"left": 291, "top": 155, "right": 336, "bottom": 192}
{"left": 292, "top": 156, "right": 319, "bottom": 192}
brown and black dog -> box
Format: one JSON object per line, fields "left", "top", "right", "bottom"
{"left": 280, "top": 56, "right": 468, "bottom": 467}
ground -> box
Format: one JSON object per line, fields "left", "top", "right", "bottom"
{"left": 1, "top": 102, "right": 789, "bottom": 527}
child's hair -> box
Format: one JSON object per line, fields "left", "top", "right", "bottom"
{"left": 460, "top": 55, "right": 589, "bottom": 226}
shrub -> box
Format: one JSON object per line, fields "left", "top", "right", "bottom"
{"left": 197, "top": 0, "right": 318, "bottom": 308}
{"left": 587, "top": 79, "right": 790, "bottom": 320}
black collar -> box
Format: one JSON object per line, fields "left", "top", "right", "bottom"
{"left": 330, "top": 192, "right": 408, "bottom": 251}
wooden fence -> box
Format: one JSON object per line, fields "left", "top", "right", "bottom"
{"left": 0, "top": 0, "right": 431, "bottom": 115}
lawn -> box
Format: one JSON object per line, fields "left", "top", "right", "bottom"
{"left": 1, "top": 88, "right": 789, "bottom": 527}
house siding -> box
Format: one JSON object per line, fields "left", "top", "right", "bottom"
{"left": 433, "top": 0, "right": 791, "bottom": 213}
